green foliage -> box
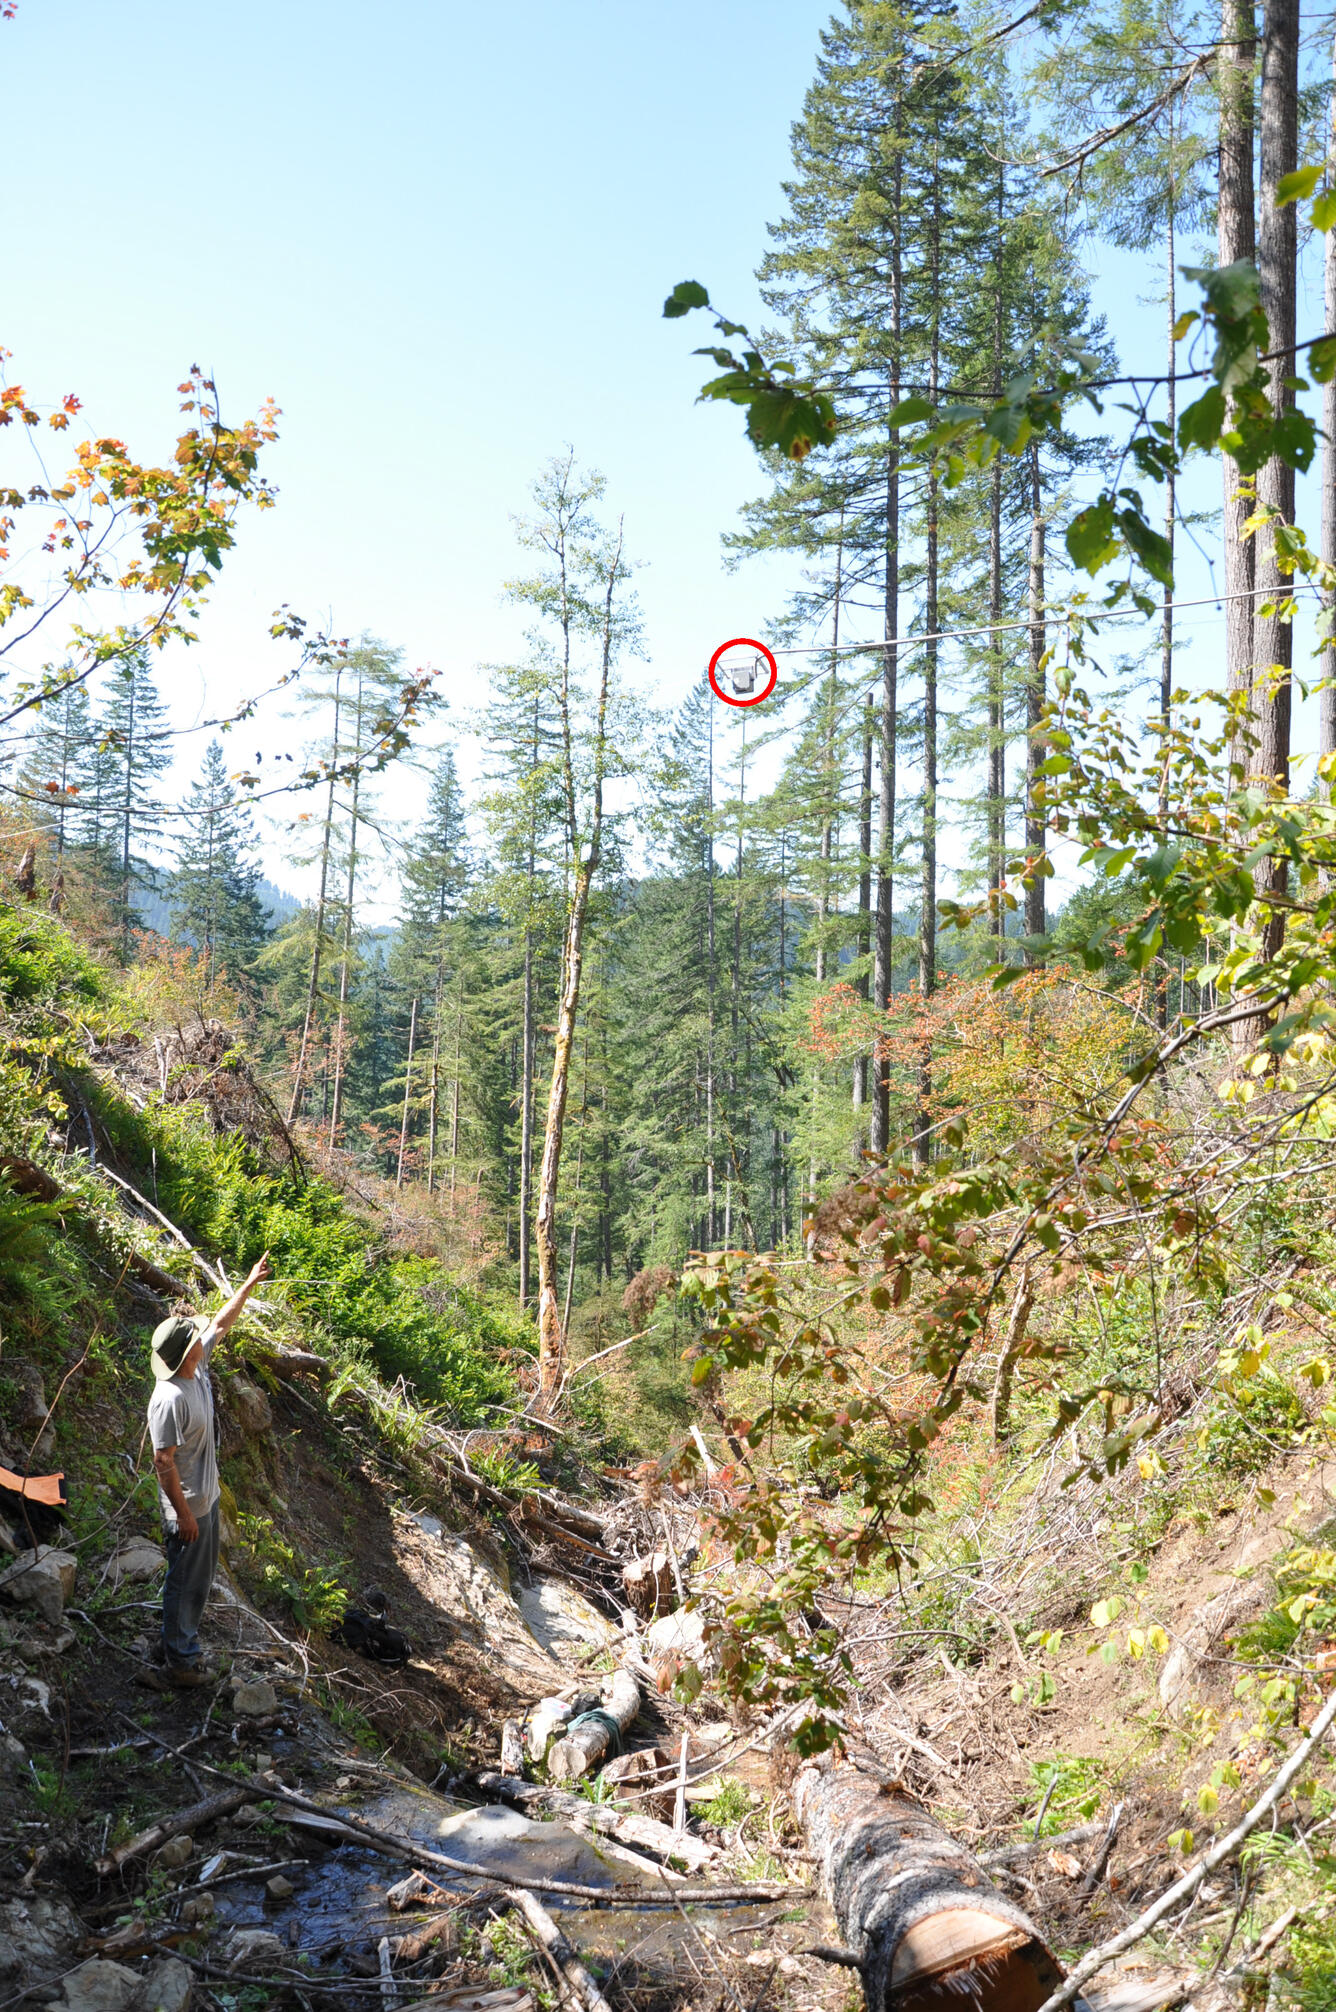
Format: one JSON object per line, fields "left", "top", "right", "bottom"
{"left": 699, "top": 1778, "right": 751, "bottom": 1830}
{"left": 469, "top": 1445, "right": 541, "bottom": 1494}
{"left": 235, "top": 1511, "right": 348, "bottom": 1629}
{"left": 1027, "top": 1754, "right": 1107, "bottom": 1832}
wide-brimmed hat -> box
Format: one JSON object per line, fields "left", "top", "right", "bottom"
{"left": 150, "top": 1314, "right": 202, "bottom": 1381}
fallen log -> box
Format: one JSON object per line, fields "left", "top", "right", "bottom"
{"left": 547, "top": 1668, "right": 640, "bottom": 1783}
{"left": 261, "top": 1345, "right": 331, "bottom": 1381}
{"left": 506, "top": 1886, "right": 615, "bottom": 2012}
{"left": 0, "top": 1155, "right": 187, "bottom": 1298}
{"left": 794, "top": 1755, "right": 1066, "bottom": 2012}
{"left": 475, "top": 1770, "right": 720, "bottom": 1873}
{"left": 95, "top": 1787, "right": 259, "bottom": 1876}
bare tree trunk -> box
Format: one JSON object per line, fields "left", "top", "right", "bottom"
{"left": 992, "top": 1265, "right": 1036, "bottom": 1445}
{"left": 1024, "top": 446, "right": 1047, "bottom": 953}
{"left": 795, "top": 1757, "right": 1065, "bottom": 2012}
{"left": 872, "top": 144, "right": 903, "bottom": 1158}
{"left": 1244, "top": 0, "right": 1298, "bottom": 1001}
{"left": 396, "top": 996, "right": 419, "bottom": 1189}
{"left": 1323, "top": 31, "right": 1336, "bottom": 796}
{"left": 706, "top": 700, "right": 717, "bottom": 1244}
{"left": 287, "top": 674, "right": 343, "bottom": 1126}
{"left": 519, "top": 929, "right": 534, "bottom": 1305}
{"left": 1220, "top": 0, "right": 1257, "bottom": 722}
{"left": 988, "top": 156, "right": 1006, "bottom": 941}
{"left": 914, "top": 162, "right": 940, "bottom": 1169}
{"left": 327, "top": 739, "right": 363, "bottom": 1150}
{"left": 536, "top": 523, "right": 625, "bottom": 1400}
{"left": 854, "top": 690, "right": 874, "bottom": 1121}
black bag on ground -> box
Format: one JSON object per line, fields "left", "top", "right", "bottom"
{"left": 331, "top": 1603, "right": 411, "bottom": 1667}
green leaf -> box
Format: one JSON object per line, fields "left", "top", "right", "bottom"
{"left": 886, "top": 395, "right": 934, "bottom": 430}
{"left": 1118, "top": 506, "right": 1174, "bottom": 587}
{"left": 663, "top": 280, "right": 710, "bottom": 319}
{"left": 1277, "top": 164, "right": 1323, "bottom": 207}
{"left": 1314, "top": 191, "right": 1336, "bottom": 233}
{"left": 1178, "top": 385, "right": 1225, "bottom": 453}
{"left": 1066, "top": 497, "right": 1117, "bottom": 575}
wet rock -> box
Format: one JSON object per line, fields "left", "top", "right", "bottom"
{"left": 0, "top": 1546, "right": 77, "bottom": 1624}
{"left": 154, "top": 1834, "right": 193, "bottom": 1869}
{"left": 230, "top": 1677, "right": 279, "bottom": 1717}
{"left": 139, "top": 1957, "right": 192, "bottom": 2012}
{"left": 266, "top": 1875, "right": 295, "bottom": 1901}
{"left": 0, "top": 1893, "right": 82, "bottom": 1984}
{"left": 223, "top": 1928, "right": 286, "bottom": 1972}
{"left": 179, "top": 1892, "right": 215, "bottom": 1927}
{"left": 107, "top": 1539, "right": 165, "bottom": 1586}
{"left": 55, "top": 1959, "right": 142, "bottom": 2012}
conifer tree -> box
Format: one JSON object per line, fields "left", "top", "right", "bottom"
{"left": 98, "top": 649, "right": 172, "bottom": 959}
{"left": 171, "top": 739, "right": 270, "bottom": 988}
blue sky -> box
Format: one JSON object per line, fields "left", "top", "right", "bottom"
{"left": 3, "top": 0, "right": 826, "bottom": 868}
{"left": 3, "top": 0, "right": 1327, "bottom": 907}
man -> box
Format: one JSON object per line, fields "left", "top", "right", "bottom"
{"left": 143, "top": 1253, "right": 272, "bottom": 1690}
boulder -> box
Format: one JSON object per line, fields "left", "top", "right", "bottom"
{"left": 0, "top": 1546, "right": 77, "bottom": 1624}
{"left": 643, "top": 1607, "right": 712, "bottom": 1691}
{"left": 56, "top": 1960, "right": 142, "bottom": 2012}
{"left": 224, "top": 1928, "right": 286, "bottom": 1972}
{"left": 7, "top": 1362, "right": 54, "bottom": 1465}
{"left": 265, "top": 1874, "right": 295, "bottom": 1901}
{"left": 154, "top": 1833, "right": 193, "bottom": 1869}
{"left": 138, "top": 1957, "right": 192, "bottom": 2012}
{"left": 0, "top": 1893, "right": 82, "bottom": 1984}
{"left": 230, "top": 1677, "right": 279, "bottom": 1718}
{"left": 179, "top": 1891, "right": 215, "bottom": 1928}
{"left": 226, "top": 1375, "right": 272, "bottom": 1438}
{"left": 107, "top": 1539, "right": 165, "bottom": 1586}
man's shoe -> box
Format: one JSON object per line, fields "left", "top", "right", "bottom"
{"left": 134, "top": 1664, "right": 211, "bottom": 1693}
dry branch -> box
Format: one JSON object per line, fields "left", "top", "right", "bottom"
{"left": 95, "top": 1787, "right": 258, "bottom": 1876}
{"left": 1034, "top": 1682, "right": 1336, "bottom": 2012}
{"left": 505, "top": 1887, "right": 615, "bottom": 2012}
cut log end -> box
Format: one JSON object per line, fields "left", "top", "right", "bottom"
{"left": 883, "top": 1919, "right": 1065, "bottom": 2012}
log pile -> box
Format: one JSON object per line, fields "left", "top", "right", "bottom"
{"left": 795, "top": 1755, "right": 1067, "bottom": 2012}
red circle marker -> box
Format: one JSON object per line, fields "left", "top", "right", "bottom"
{"left": 708, "top": 637, "right": 778, "bottom": 708}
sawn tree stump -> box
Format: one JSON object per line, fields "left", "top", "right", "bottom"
{"left": 795, "top": 1757, "right": 1068, "bottom": 2012}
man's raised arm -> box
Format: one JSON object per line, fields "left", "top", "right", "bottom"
{"left": 212, "top": 1252, "right": 273, "bottom": 1338}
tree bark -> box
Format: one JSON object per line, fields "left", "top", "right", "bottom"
{"left": 872, "top": 138, "right": 903, "bottom": 1158}
{"left": 1244, "top": 0, "right": 1298, "bottom": 996}
{"left": 1323, "top": 30, "right": 1336, "bottom": 796}
{"left": 854, "top": 690, "right": 874, "bottom": 1121}
{"left": 535, "top": 521, "right": 625, "bottom": 1398}
{"left": 795, "top": 1758, "right": 1064, "bottom": 2012}
{"left": 546, "top": 1667, "right": 640, "bottom": 1782}
{"left": 1220, "top": 0, "right": 1257, "bottom": 726}
{"left": 396, "top": 996, "right": 418, "bottom": 1189}
{"left": 1024, "top": 447, "right": 1047, "bottom": 952}
{"left": 991, "top": 1265, "right": 1035, "bottom": 1445}
{"left": 915, "top": 196, "right": 940, "bottom": 1169}
{"left": 288, "top": 671, "right": 344, "bottom": 1126}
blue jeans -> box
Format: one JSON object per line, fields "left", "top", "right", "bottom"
{"left": 161, "top": 1500, "right": 220, "bottom": 1669}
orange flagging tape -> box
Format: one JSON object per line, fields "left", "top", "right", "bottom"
{"left": 0, "top": 1467, "right": 67, "bottom": 1507}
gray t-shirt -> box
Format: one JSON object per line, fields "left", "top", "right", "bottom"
{"left": 147, "top": 1320, "right": 221, "bottom": 1522}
